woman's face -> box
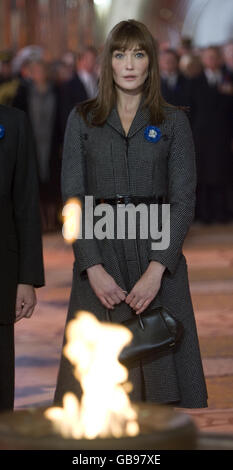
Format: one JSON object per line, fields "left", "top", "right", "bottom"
{"left": 112, "top": 45, "right": 149, "bottom": 93}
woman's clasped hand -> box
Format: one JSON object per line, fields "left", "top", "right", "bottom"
{"left": 87, "top": 261, "right": 165, "bottom": 314}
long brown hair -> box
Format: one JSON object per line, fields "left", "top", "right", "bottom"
{"left": 77, "top": 19, "right": 171, "bottom": 126}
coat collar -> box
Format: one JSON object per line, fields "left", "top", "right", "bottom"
{"left": 106, "top": 94, "right": 150, "bottom": 138}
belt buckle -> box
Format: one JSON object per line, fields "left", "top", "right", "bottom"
{"left": 116, "top": 194, "right": 124, "bottom": 204}
{"left": 116, "top": 194, "right": 131, "bottom": 205}
{"left": 124, "top": 195, "right": 131, "bottom": 205}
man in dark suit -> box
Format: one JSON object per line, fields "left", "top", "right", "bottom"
{"left": 76, "top": 46, "right": 99, "bottom": 99}
{"left": 159, "top": 48, "right": 191, "bottom": 108}
{"left": 58, "top": 65, "right": 88, "bottom": 139}
{"left": 189, "top": 46, "right": 233, "bottom": 223}
{"left": 222, "top": 41, "right": 233, "bottom": 85}
{"left": 0, "top": 104, "right": 45, "bottom": 411}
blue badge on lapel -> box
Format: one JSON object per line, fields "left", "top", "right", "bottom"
{"left": 0, "top": 125, "right": 5, "bottom": 139}
{"left": 144, "top": 125, "right": 161, "bottom": 143}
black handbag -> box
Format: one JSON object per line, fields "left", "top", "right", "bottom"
{"left": 105, "top": 305, "right": 183, "bottom": 367}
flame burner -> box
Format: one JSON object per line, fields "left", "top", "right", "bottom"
{"left": 0, "top": 403, "right": 197, "bottom": 450}
{"left": 0, "top": 311, "right": 197, "bottom": 449}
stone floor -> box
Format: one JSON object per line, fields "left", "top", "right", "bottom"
{"left": 14, "top": 222, "right": 233, "bottom": 436}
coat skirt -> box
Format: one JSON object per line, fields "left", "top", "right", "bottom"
{"left": 54, "top": 98, "right": 208, "bottom": 408}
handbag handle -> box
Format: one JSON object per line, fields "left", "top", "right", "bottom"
{"left": 105, "top": 308, "right": 145, "bottom": 330}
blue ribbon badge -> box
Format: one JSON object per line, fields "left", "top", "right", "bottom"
{"left": 144, "top": 125, "right": 161, "bottom": 143}
{"left": 0, "top": 125, "right": 5, "bottom": 140}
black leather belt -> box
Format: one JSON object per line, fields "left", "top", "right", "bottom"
{"left": 95, "top": 195, "right": 166, "bottom": 206}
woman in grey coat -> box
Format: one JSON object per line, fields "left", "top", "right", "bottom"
{"left": 54, "top": 20, "right": 208, "bottom": 408}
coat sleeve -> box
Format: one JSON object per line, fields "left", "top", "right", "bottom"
{"left": 13, "top": 111, "right": 45, "bottom": 287}
{"left": 147, "top": 108, "right": 197, "bottom": 275}
{"left": 61, "top": 107, "right": 104, "bottom": 277}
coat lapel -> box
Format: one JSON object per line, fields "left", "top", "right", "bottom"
{"left": 106, "top": 94, "right": 150, "bottom": 138}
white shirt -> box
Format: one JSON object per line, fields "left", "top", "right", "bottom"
{"left": 161, "top": 72, "right": 178, "bottom": 89}
{"left": 77, "top": 70, "right": 98, "bottom": 99}
{"left": 204, "top": 68, "right": 223, "bottom": 86}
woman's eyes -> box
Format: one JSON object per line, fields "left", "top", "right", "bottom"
{"left": 113, "top": 53, "right": 123, "bottom": 59}
{"left": 114, "top": 52, "right": 145, "bottom": 59}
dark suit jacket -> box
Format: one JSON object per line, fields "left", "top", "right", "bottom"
{"left": 222, "top": 64, "right": 233, "bottom": 85}
{"left": 58, "top": 74, "right": 88, "bottom": 139}
{"left": 0, "top": 105, "right": 45, "bottom": 324}
{"left": 12, "top": 80, "right": 62, "bottom": 203}
{"left": 160, "top": 73, "right": 191, "bottom": 108}
{"left": 189, "top": 72, "right": 233, "bottom": 185}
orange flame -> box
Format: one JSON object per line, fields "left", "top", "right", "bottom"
{"left": 45, "top": 311, "right": 139, "bottom": 439}
{"left": 62, "top": 198, "right": 82, "bottom": 243}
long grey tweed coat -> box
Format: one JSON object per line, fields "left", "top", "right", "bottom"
{"left": 54, "top": 97, "right": 208, "bottom": 408}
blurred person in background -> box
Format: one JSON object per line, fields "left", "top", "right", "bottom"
{"left": 176, "top": 37, "right": 193, "bottom": 58}
{"left": 61, "top": 51, "right": 77, "bottom": 81}
{"left": 0, "top": 51, "right": 19, "bottom": 106}
{"left": 159, "top": 41, "right": 171, "bottom": 52}
{"left": 17, "top": 58, "right": 33, "bottom": 85}
{"left": 179, "top": 53, "right": 203, "bottom": 79}
{"left": 77, "top": 46, "right": 99, "bottom": 99}
{"left": 159, "top": 49, "right": 191, "bottom": 108}
{"left": 189, "top": 46, "right": 233, "bottom": 223}
{"left": 0, "top": 54, "right": 12, "bottom": 84}
{"left": 58, "top": 50, "right": 88, "bottom": 138}
{"left": 13, "top": 59, "right": 61, "bottom": 232}
{"left": 9, "top": 59, "right": 33, "bottom": 109}
{"left": 49, "top": 60, "right": 72, "bottom": 87}
{"left": 222, "top": 41, "right": 233, "bottom": 87}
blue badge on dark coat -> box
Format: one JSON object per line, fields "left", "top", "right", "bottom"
{"left": 144, "top": 125, "right": 161, "bottom": 142}
{"left": 0, "top": 125, "right": 5, "bottom": 139}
